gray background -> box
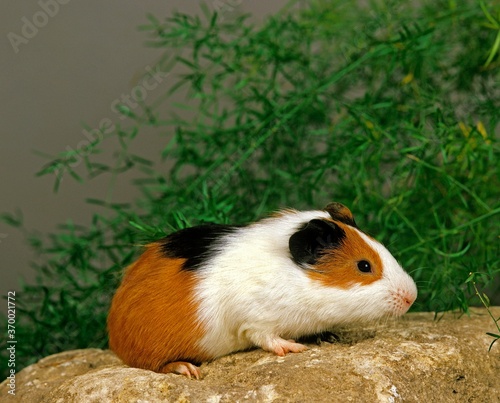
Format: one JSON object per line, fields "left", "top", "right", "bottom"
{"left": 0, "top": 1, "right": 289, "bottom": 313}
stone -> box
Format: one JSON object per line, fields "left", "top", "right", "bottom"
{"left": 1, "top": 307, "right": 499, "bottom": 402}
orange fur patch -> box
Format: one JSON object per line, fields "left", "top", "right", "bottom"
{"left": 324, "top": 202, "right": 354, "bottom": 223}
{"left": 307, "top": 222, "right": 383, "bottom": 288}
{"left": 107, "top": 244, "right": 209, "bottom": 372}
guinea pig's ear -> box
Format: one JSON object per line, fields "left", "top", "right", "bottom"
{"left": 324, "top": 202, "right": 358, "bottom": 228}
{"left": 289, "top": 219, "right": 345, "bottom": 265}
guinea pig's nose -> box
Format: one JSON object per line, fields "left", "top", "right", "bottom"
{"left": 402, "top": 291, "right": 416, "bottom": 307}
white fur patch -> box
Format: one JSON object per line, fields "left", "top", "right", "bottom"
{"left": 193, "top": 210, "right": 417, "bottom": 358}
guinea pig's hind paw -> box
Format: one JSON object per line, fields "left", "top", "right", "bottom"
{"left": 160, "top": 361, "right": 202, "bottom": 380}
{"left": 262, "top": 337, "right": 308, "bottom": 356}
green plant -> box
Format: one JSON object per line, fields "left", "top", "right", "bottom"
{"left": 480, "top": 0, "right": 500, "bottom": 67}
{"left": 1, "top": 0, "right": 499, "bottom": 380}
{"left": 466, "top": 272, "right": 500, "bottom": 351}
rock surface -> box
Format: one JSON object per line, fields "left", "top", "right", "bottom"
{"left": 1, "top": 308, "right": 499, "bottom": 402}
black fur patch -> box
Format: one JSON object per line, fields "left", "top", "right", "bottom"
{"left": 159, "top": 224, "right": 238, "bottom": 271}
{"left": 289, "top": 219, "right": 346, "bottom": 266}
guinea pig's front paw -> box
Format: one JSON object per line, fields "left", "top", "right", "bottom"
{"left": 258, "top": 336, "right": 308, "bottom": 356}
{"left": 160, "top": 361, "right": 202, "bottom": 380}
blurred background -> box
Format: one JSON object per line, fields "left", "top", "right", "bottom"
{"left": 0, "top": 1, "right": 289, "bottom": 314}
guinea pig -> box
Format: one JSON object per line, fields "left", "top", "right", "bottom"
{"left": 107, "top": 202, "right": 417, "bottom": 379}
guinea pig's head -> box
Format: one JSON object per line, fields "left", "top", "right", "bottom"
{"left": 289, "top": 202, "right": 417, "bottom": 321}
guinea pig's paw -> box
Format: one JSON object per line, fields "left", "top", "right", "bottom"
{"left": 160, "top": 361, "right": 202, "bottom": 380}
{"left": 261, "top": 336, "right": 308, "bottom": 357}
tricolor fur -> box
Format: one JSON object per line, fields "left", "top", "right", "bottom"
{"left": 107, "top": 203, "right": 417, "bottom": 378}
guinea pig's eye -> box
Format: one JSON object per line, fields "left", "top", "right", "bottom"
{"left": 357, "top": 260, "right": 372, "bottom": 273}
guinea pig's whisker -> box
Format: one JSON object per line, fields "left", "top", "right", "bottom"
{"left": 407, "top": 267, "right": 426, "bottom": 276}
